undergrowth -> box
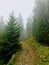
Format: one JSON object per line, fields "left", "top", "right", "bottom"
{"left": 27, "top": 37, "right": 49, "bottom": 65}
{"left": 7, "top": 49, "right": 22, "bottom": 65}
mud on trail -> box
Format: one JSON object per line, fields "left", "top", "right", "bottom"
{"left": 14, "top": 41, "right": 36, "bottom": 65}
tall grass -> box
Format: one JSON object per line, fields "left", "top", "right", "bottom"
{"left": 27, "top": 37, "right": 49, "bottom": 65}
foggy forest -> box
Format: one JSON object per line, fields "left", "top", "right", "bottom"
{"left": 0, "top": 0, "right": 49, "bottom": 65}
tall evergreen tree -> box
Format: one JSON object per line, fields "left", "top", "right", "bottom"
{"left": 5, "top": 12, "right": 21, "bottom": 43}
{"left": 0, "top": 12, "right": 21, "bottom": 64}
{"left": 26, "top": 16, "right": 33, "bottom": 38}
{"left": 16, "top": 14, "right": 25, "bottom": 40}
{"left": 32, "top": 0, "right": 49, "bottom": 44}
{"left": 0, "top": 17, "right": 5, "bottom": 32}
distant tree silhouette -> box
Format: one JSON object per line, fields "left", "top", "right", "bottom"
{"left": 32, "top": 0, "right": 49, "bottom": 44}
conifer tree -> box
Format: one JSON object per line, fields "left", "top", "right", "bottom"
{"left": 0, "top": 17, "right": 5, "bottom": 32}
{"left": 26, "top": 16, "right": 33, "bottom": 38}
{"left": 32, "top": 0, "right": 49, "bottom": 44}
{"left": 0, "top": 12, "right": 21, "bottom": 64}
{"left": 16, "top": 14, "right": 25, "bottom": 40}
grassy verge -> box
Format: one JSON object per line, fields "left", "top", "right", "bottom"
{"left": 27, "top": 37, "right": 49, "bottom": 65}
{"left": 7, "top": 42, "right": 22, "bottom": 65}
{"left": 7, "top": 50, "right": 22, "bottom": 65}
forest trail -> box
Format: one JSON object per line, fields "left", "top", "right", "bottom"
{"left": 14, "top": 41, "right": 36, "bottom": 65}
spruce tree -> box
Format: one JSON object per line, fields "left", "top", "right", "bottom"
{"left": 0, "top": 17, "right": 5, "bottom": 32}
{"left": 32, "top": 0, "right": 49, "bottom": 44}
{"left": 26, "top": 16, "right": 33, "bottom": 38}
{"left": 0, "top": 12, "right": 21, "bottom": 64}
{"left": 16, "top": 14, "right": 25, "bottom": 40}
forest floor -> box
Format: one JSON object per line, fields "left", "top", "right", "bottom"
{"left": 14, "top": 41, "right": 36, "bottom": 65}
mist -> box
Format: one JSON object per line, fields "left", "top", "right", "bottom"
{"left": 0, "top": 0, "right": 35, "bottom": 28}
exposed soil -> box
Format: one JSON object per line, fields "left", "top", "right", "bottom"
{"left": 14, "top": 41, "right": 36, "bottom": 65}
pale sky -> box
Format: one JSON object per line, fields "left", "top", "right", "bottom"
{"left": 0, "top": 0, "right": 35, "bottom": 28}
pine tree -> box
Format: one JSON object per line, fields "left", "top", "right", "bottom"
{"left": 0, "top": 12, "right": 22, "bottom": 64}
{"left": 0, "top": 17, "right": 5, "bottom": 32}
{"left": 26, "top": 16, "right": 33, "bottom": 38}
{"left": 16, "top": 14, "right": 25, "bottom": 40}
{"left": 32, "top": 0, "right": 49, "bottom": 44}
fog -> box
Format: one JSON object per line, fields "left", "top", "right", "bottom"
{"left": 0, "top": 0, "right": 35, "bottom": 28}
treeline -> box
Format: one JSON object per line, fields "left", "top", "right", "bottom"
{"left": 0, "top": 12, "right": 24, "bottom": 65}
{"left": 26, "top": 0, "right": 49, "bottom": 45}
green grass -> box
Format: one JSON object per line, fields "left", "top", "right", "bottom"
{"left": 27, "top": 37, "right": 49, "bottom": 65}
{"left": 6, "top": 42, "right": 22, "bottom": 65}
{"left": 7, "top": 50, "right": 22, "bottom": 65}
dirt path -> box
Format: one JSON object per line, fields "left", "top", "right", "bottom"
{"left": 14, "top": 41, "right": 36, "bottom": 65}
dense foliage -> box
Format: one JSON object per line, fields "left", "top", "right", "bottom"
{"left": 32, "top": 0, "right": 49, "bottom": 44}
{"left": 0, "top": 12, "right": 22, "bottom": 65}
{"left": 27, "top": 37, "right": 49, "bottom": 65}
